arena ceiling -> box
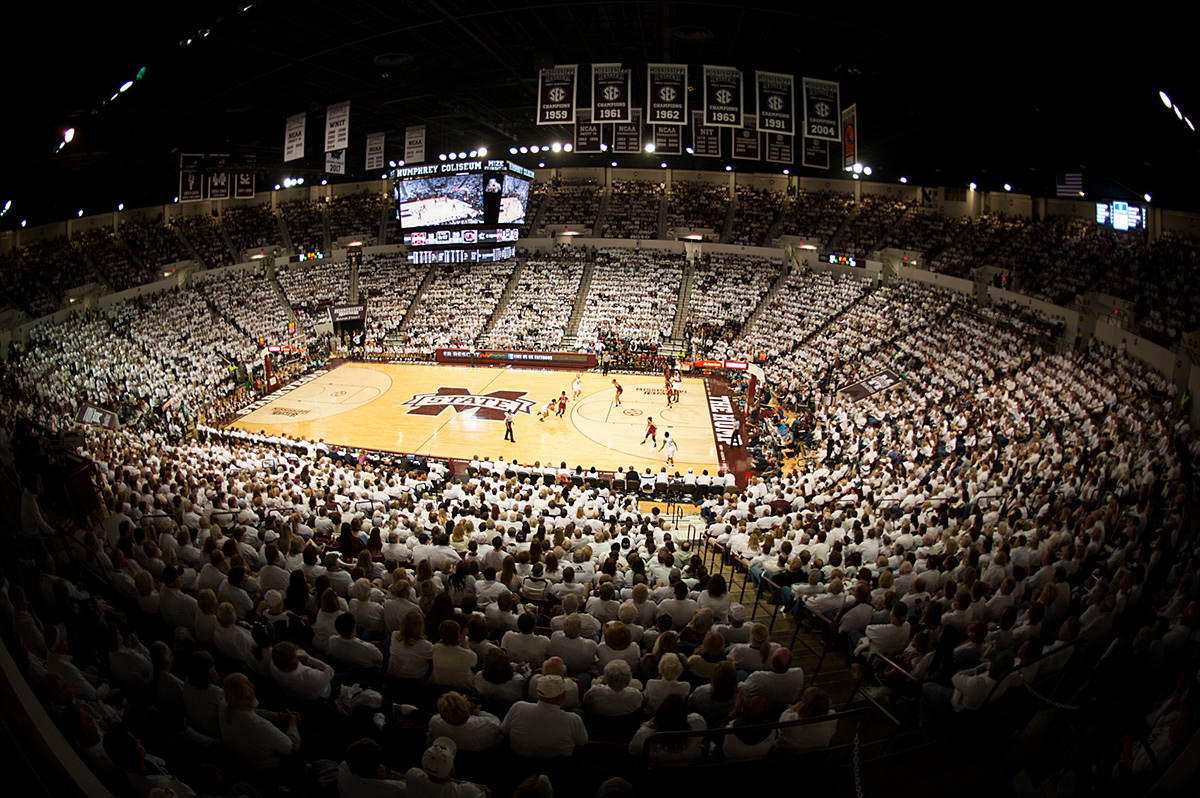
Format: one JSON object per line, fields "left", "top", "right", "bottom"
{"left": 2, "top": 1, "right": 1196, "bottom": 226}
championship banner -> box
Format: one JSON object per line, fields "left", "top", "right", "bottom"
{"left": 691, "top": 111, "right": 721, "bottom": 157}
{"left": 574, "top": 110, "right": 602, "bottom": 153}
{"left": 325, "top": 149, "right": 346, "bottom": 175}
{"left": 756, "top": 71, "right": 795, "bottom": 135}
{"left": 284, "top": 112, "right": 305, "bottom": 162}
{"left": 592, "top": 63, "right": 632, "bottom": 123}
{"left": 75, "top": 403, "right": 118, "bottom": 430}
{"left": 839, "top": 369, "right": 901, "bottom": 403}
{"left": 612, "top": 109, "right": 642, "bottom": 154}
{"left": 536, "top": 65, "right": 577, "bottom": 125}
{"left": 207, "top": 153, "right": 231, "bottom": 200}
{"left": 802, "top": 77, "right": 841, "bottom": 141}
{"left": 329, "top": 304, "right": 367, "bottom": 323}
{"left": 653, "top": 124, "right": 682, "bottom": 155}
{"left": 365, "top": 132, "right": 386, "bottom": 171}
{"left": 765, "top": 133, "right": 794, "bottom": 165}
{"left": 325, "top": 101, "right": 350, "bottom": 153}
{"left": 802, "top": 137, "right": 830, "bottom": 169}
{"left": 179, "top": 154, "right": 204, "bottom": 203}
{"left": 732, "top": 115, "right": 760, "bottom": 160}
{"left": 703, "top": 65, "right": 744, "bottom": 128}
{"left": 647, "top": 64, "right": 688, "bottom": 125}
{"left": 405, "top": 125, "right": 426, "bottom": 164}
{"left": 235, "top": 164, "right": 256, "bottom": 199}
{"left": 842, "top": 104, "right": 858, "bottom": 170}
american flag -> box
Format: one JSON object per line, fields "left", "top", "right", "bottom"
{"left": 1056, "top": 173, "right": 1083, "bottom": 198}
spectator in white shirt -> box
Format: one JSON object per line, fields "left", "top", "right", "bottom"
{"left": 327, "top": 612, "right": 384, "bottom": 670}
{"left": 218, "top": 673, "right": 300, "bottom": 771}
{"left": 428, "top": 690, "right": 503, "bottom": 751}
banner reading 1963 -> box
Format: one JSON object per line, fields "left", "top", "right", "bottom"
{"left": 703, "top": 65, "right": 743, "bottom": 128}
{"left": 574, "top": 110, "right": 602, "bottom": 153}
{"left": 802, "top": 77, "right": 840, "bottom": 141}
{"left": 592, "top": 63, "right": 632, "bottom": 123}
{"left": 647, "top": 64, "right": 688, "bottom": 125}
{"left": 537, "top": 65, "right": 577, "bottom": 125}
{"left": 756, "top": 71, "right": 795, "bottom": 135}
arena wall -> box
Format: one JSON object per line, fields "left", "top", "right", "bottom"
{"left": 895, "top": 264, "right": 975, "bottom": 295}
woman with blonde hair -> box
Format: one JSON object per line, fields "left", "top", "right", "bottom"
{"left": 644, "top": 652, "right": 690, "bottom": 713}
{"left": 218, "top": 673, "right": 300, "bottom": 770}
{"left": 686, "top": 630, "right": 730, "bottom": 681}
{"left": 427, "top": 690, "right": 502, "bottom": 751}
{"left": 728, "top": 623, "right": 778, "bottom": 674}
{"left": 349, "top": 577, "right": 385, "bottom": 638}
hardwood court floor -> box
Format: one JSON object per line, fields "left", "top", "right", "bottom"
{"left": 227, "top": 362, "right": 722, "bottom": 474}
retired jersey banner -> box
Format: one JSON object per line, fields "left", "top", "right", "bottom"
{"left": 612, "top": 109, "right": 642, "bottom": 154}
{"left": 574, "top": 110, "right": 602, "bottom": 152}
{"left": 765, "top": 133, "right": 794, "bottom": 164}
{"left": 802, "top": 137, "right": 830, "bottom": 169}
{"left": 692, "top": 111, "right": 721, "bottom": 157}
{"left": 703, "top": 66, "right": 743, "bottom": 128}
{"left": 325, "top": 101, "right": 350, "bottom": 153}
{"left": 653, "top": 124, "right": 682, "bottom": 155}
{"left": 326, "top": 149, "right": 346, "bottom": 175}
{"left": 841, "top": 104, "right": 858, "bottom": 170}
{"left": 537, "top": 65, "right": 577, "bottom": 125}
{"left": 802, "top": 78, "right": 840, "bottom": 141}
{"left": 404, "top": 125, "right": 425, "bottom": 164}
{"left": 839, "top": 369, "right": 901, "bottom": 403}
{"left": 235, "top": 158, "right": 256, "bottom": 199}
{"left": 179, "top": 154, "right": 204, "bottom": 203}
{"left": 365, "top": 132, "right": 386, "bottom": 172}
{"left": 284, "top": 112, "right": 305, "bottom": 162}
{"left": 756, "top": 71, "right": 795, "bottom": 135}
{"left": 592, "top": 63, "right": 632, "bottom": 123}
{"left": 733, "top": 115, "right": 761, "bottom": 160}
{"left": 647, "top": 64, "right": 688, "bottom": 125}
{"left": 207, "top": 171, "right": 231, "bottom": 200}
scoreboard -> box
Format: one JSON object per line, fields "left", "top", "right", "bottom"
{"left": 391, "top": 160, "right": 534, "bottom": 233}
{"left": 402, "top": 227, "right": 521, "bottom": 247}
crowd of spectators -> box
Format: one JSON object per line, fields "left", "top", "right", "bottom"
{"left": 174, "top": 214, "right": 236, "bottom": 269}
{"left": 521, "top": 182, "right": 551, "bottom": 237}
{"left": 830, "top": 197, "right": 911, "bottom": 259}
{"left": 482, "top": 253, "right": 585, "bottom": 351}
{"left": 276, "top": 261, "right": 352, "bottom": 334}
{"left": 601, "top": 182, "right": 662, "bottom": 240}
{"left": 0, "top": 250, "right": 65, "bottom": 318}
{"left": 992, "top": 217, "right": 1139, "bottom": 306}
{"left": 279, "top": 200, "right": 328, "bottom": 255}
{"left": 537, "top": 185, "right": 601, "bottom": 235}
{"left": 879, "top": 209, "right": 966, "bottom": 261}
{"left": 1103, "top": 233, "right": 1200, "bottom": 345}
{"left": 330, "top": 194, "right": 387, "bottom": 247}
{"left": 575, "top": 249, "right": 684, "bottom": 349}
{"left": 775, "top": 191, "right": 856, "bottom": 248}
{"left": 928, "top": 212, "right": 1027, "bottom": 278}
{"left": 685, "top": 255, "right": 784, "bottom": 348}
{"left": 203, "top": 268, "right": 296, "bottom": 347}
{"left": 728, "top": 186, "right": 783, "bottom": 247}
{"left": 223, "top": 205, "right": 284, "bottom": 258}
{"left": 401, "top": 260, "right": 517, "bottom": 351}
{"left": 76, "top": 228, "right": 147, "bottom": 293}
{"left": 22, "top": 235, "right": 98, "bottom": 300}
{"left": 357, "top": 253, "right": 430, "bottom": 344}
{"left": 665, "top": 182, "right": 729, "bottom": 237}
{"left": 121, "top": 218, "right": 193, "bottom": 272}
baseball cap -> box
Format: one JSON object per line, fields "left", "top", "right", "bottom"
{"left": 264, "top": 590, "right": 284, "bottom": 608}
{"left": 536, "top": 674, "right": 567, "bottom": 700}
{"left": 422, "top": 737, "right": 457, "bottom": 779}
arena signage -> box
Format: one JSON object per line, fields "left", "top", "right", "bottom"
{"left": 653, "top": 123, "right": 681, "bottom": 155}
{"left": 703, "top": 65, "right": 744, "bottom": 128}
{"left": 802, "top": 78, "right": 841, "bottom": 142}
{"left": 765, "top": 133, "right": 794, "bottom": 165}
{"left": 325, "top": 101, "right": 350, "bottom": 153}
{"left": 329, "top": 304, "right": 367, "bottom": 323}
{"left": 592, "top": 63, "right": 632, "bottom": 123}
{"left": 284, "top": 113, "right": 305, "bottom": 162}
{"left": 647, "top": 64, "right": 688, "bottom": 125}
{"left": 75, "top": 404, "right": 119, "bottom": 430}
{"left": 435, "top": 348, "right": 596, "bottom": 369}
{"left": 575, "top": 110, "right": 602, "bottom": 153}
{"left": 537, "top": 65, "right": 578, "bottom": 125}
{"left": 732, "top": 115, "right": 760, "bottom": 161}
{"left": 691, "top": 111, "right": 721, "bottom": 157}
{"left": 755, "top": 71, "right": 795, "bottom": 135}
{"left": 842, "top": 104, "right": 858, "bottom": 170}
{"left": 802, "top": 137, "right": 830, "bottom": 169}
{"left": 393, "top": 162, "right": 485, "bottom": 178}
{"left": 612, "top": 109, "right": 643, "bottom": 154}
{"left": 839, "top": 369, "right": 901, "bottom": 403}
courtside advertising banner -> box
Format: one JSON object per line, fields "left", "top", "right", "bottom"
{"left": 703, "top": 65, "right": 744, "bottom": 128}
{"left": 756, "top": 71, "right": 795, "bottom": 135}
{"left": 574, "top": 110, "right": 602, "bottom": 152}
{"left": 647, "top": 64, "right": 688, "bottom": 125}
{"left": 325, "top": 149, "right": 346, "bottom": 175}
{"left": 325, "top": 101, "right": 350, "bottom": 153}
{"left": 733, "top": 115, "right": 761, "bottom": 161}
{"left": 404, "top": 125, "right": 426, "bottom": 164}
{"left": 653, "top": 124, "right": 682, "bottom": 155}
{"left": 365, "top": 132, "right": 386, "bottom": 172}
{"left": 613, "top": 109, "right": 642, "bottom": 154}
{"left": 592, "top": 63, "right": 632, "bottom": 123}
{"left": 692, "top": 111, "right": 721, "bottom": 157}
{"left": 765, "top": 133, "right": 794, "bottom": 165}
{"left": 802, "top": 137, "right": 830, "bottom": 169}
{"left": 537, "top": 65, "right": 577, "bottom": 125}
{"left": 802, "top": 78, "right": 841, "bottom": 141}
{"left": 842, "top": 104, "right": 858, "bottom": 170}
{"left": 284, "top": 112, "right": 305, "bottom": 162}
{"left": 179, "top": 154, "right": 203, "bottom": 202}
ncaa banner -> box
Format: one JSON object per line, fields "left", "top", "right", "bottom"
{"left": 592, "top": 63, "right": 632, "bottom": 123}
{"left": 653, "top": 124, "right": 682, "bottom": 155}
{"left": 365, "top": 132, "right": 386, "bottom": 171}
{"left": 841, "top": 104, "right": 858, "bottom": 170}
{"left": 179, "top": 154, "right": 204, "bottom": 203}
{"left": 613, "top": 109, "right": 642, "bottom": 154}
{"left": 756, "top": 71, "right": 795, "bottom": 135}
{"left": 765, "top": 133, "right": 794, "bottom": 164}
{"left": 802, "top": 137, "right": 830, "bottom": 169}
{"left": 537, "top": 65, "right": 577, "bottom": 125}
{"left": 802, "top": 78, "right": 840, "bottom": 141}
{"left": 691, "top": 111, "right": 721, "bottom": 157}
{"left": 574, "top": 110, "right": 602, "bottom": 153}
{"left": 404, "top": 125, "right": 425, "bottom": 164}
{"left": 326, "top": 149, "right": 346, "bottom": 175}
{"left": 733, "top": 115, "right": 760, "bottom": 160}
{"left": 235, "top": 171, "right": 255, "bottom": 199}
{"left": 647, "top": 64, "right": 687, "bottom": 125}
{"left": 325, "top": 101, "right": 350, "bottom": 153}
{"left": 703, "top": 66, "right": 743, "bottom": 128}
{"left": 284, "top": 112, "right": 305, "bottom": 162}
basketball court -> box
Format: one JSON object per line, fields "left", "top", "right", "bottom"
{"left": 226, "top": 361, "right": 742, "bottom": 475}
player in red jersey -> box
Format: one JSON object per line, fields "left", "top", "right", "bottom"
{"left": 612, "top": 379, "right": 623, "bottom": 407}
{"left": 641, "top": 417, "right": 658, "bottom": 445}
{"left": 556, "top": 391, "right": 568, "bottom": 417}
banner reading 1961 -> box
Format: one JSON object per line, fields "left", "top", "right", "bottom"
{"left": 802, "top": 77, "right": 840, "bottom": 141}
{"left": 756, "top": 71, "right": 795, "bottom": 135}
{"left": 574, "top": 110, "right": 602, "bottom": 153}
{"left": 592, "top": 63, "right": 632, "bottom": 123}
{"left": 537, "top": 65, "right": 577, "bottom": 125}
{"left": 703, "top": 65, "right": 743, "bottom": 128}
{"left": 647, "top": 64, "right": 688, "bottom": 125}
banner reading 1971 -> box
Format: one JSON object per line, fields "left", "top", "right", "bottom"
{"left": 647, "top": 64, "right": 688, "bottom": 125}
{"left": 802, "top": 77, "right": 840, "bottom": 141}
{"left": 537, "top": 65, "right": 577, "bottom": 125}
{"left": 755, "top": 71, "right": 795, "bottom": 136}
{"left": 592, "top": 63, "right": 632, "bottom": 123}
{"left": 703, "top": 65, "right": 743, "bottom": 128}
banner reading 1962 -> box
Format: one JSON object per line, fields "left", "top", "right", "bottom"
{"left": 647, "top": 64, "right": 688, "bottom": 125}
{"left": 537, "top": 65, "right": 577, "bottom": 125}
{"left": 703, "top": 65, "right": 743, "bottom": 128}
{"left": 592, "top": 63, "right": 632, "bottom": 123}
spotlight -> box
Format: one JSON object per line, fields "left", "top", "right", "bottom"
{"left": 611, "top": 161, "right": 618, "bottom": 167}
{"left": 282, "top": 178, "right": 292, "bottom": 188}
{"left": 519, "top": 147, "right": 528, "bottom": 154}
{"left": 782, "top": 169, "right": 790, "bottom": 175}
{"left": 274, "top": 184, "right": 281, "bottom": 190}
{"left": 563, "top": 143, "right": 572, "bottom": 152}
{"left": 457, "top": 152, "right": 466, "bottom": 159}
{"left": 538, "top": 162, "right": 545, "bottom": 168}
{"left": 320, "top": 179, "right": 328, "bottom": 186}
{"left": 852, "top": 173, "right": 860, "bottom": 180}
{"left": 297, "top": 177, "right": 304, "bottom": 185}
{"left": 863, "top": 166, "right": 873, "bottom": 176}
{"left": 969, "top": 182, "right": 977, "bottom": 191}
{"left": 725, "top": 165, "right": 732, "bottom": 171}
{"left": 119, "top": 80, "right": 133, "bottom": 93}
{"left": 644, "top": 143, "right": 656, "bottom": 153}
{"left": 600, "top": 143, "right": 609, "bottom": 152}
{"left": 1187, "top": 117, "right": 1196, "bottom": 132}
{"left": 685, "top": 147, "right": 694, "bottom": 154}
{"left": 1174, "top": 105, "right": 1183, "bottom": 121}
{"left": 63, "top": 128, "right": 75, "bottom": 143}
{"left": 380, "top": 174, "right": 387, "bottom": 179}
{"left": 1160, "top": 90, "right": 1173, "bottom": 108}
{"left": 20, "top": 220, "right": 26, "bottom": 227}
{"left": 439, "top": 153, "right": 448, "bottom": 161}
{"left": 551, "top": 142, "right": 562, "bottom": 152}
{"left": 117, "top": 203, "right": 124, "bottom": 211}
{"left": 388, "top": 160, "right": 396, "bottom": 167}
{"left": 448, "top": 152, "right": 457, "bottom": 160}
{"left": 173, "top": 197, "right": 179, "bottom": 203}
{"left": 1078, "top": 191, "right": 1085, "bottom": 197}
{"left": 469, "top": 150, "right": 478, "bottom": 158}
{"left": 509, "top": 147, "right": 518, "bottom": 155}
{"left": 899, "top": 177, "right": 907, "bottom": 184}
{"left": 478, "top": 147, "right": 487, "bottom": 156}
{"left": 530, "top": 146, "right": 540, "bottom": 153}
{"left": 1144, "top": 193, "right": 1152, "bottom": 203}
{"left": 1004, "top": 183, "right": 1012, "bottom": 192}
{"left": 660, "top": 162, "right": 667, "bottom": 168}
{"left": 77, "top": 209, "right": 83, "bottom": 217}
{"left": 852, "top": 163, "right": 863, "bottom": 174}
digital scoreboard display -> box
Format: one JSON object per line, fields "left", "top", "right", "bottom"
{"left": 827, "top": 253, "right": 860, "bottom": 268}
{"left": 407, "top": 246, "right": 516, "bottom": 264}
{"left": 402, "top": 228, "right": 521, "bottom": 247}
{"left": 391, "top": 160, "right": 534, "bottom": 232}
{"left": 1095, "top": 201, "right": 1146, "bottom": 231}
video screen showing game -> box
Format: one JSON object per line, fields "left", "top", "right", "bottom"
{"left": 500, "top": 174, "right": 532, "bottom": 225}
{"left": 395, "top": 173, "right": 484, "bottom": 228}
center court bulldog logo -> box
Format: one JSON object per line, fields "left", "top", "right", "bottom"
{"left": 401, "top": 387, "right": 534, "bottom": 421}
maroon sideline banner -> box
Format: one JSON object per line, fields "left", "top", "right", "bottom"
{"left": 703, "top": 375, "right": 752, "bottom": 487}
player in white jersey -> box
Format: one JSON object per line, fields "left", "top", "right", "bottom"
{"left": 671, "top": 372, "right": 683, "bottom": 403}
{"left": 572, "top": 375, "right": 582, "bottom": 402}
{"left": 660, "top": 431, "right": 677, "bottom": 467}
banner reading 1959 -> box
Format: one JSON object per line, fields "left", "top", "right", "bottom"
{"left": 537, "top": 65, "right": 577, "bottom": 125}
{"left": 703, "top": 66, "right": 743, "bottom": 128}
{"left": 756, "top": 71, "right": 795, "bottom": 135}
{"left": 647, "top": 64, "right": 688, "bottom": 125}
{"left": 802, "top": 77, "right": 841, "bottom": 141}
{"left": 592, "top": 63, "right": 632, "bottom": 123}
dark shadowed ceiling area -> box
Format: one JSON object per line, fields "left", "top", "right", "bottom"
{"left": 2, "top": 1, "right": 1196, "bottom": 226}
